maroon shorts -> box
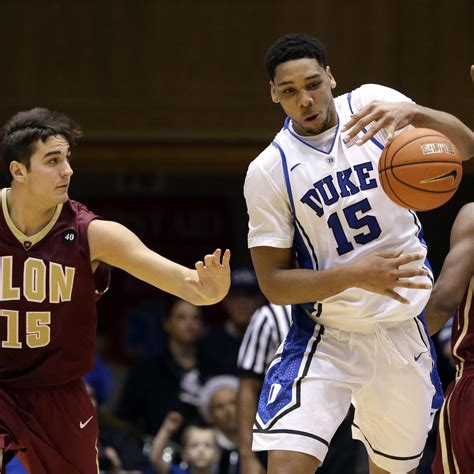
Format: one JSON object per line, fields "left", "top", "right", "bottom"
{"left": 0, "top": 379, "right": 99, "bottom": 474}
{"left": 432, "top": 368, "right": 474, "bottom": 473}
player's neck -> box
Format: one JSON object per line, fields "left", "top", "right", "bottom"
{"left": 6, "top": 187, "right": 58, "bottom": 237}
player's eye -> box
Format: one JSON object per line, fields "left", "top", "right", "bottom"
{"left": 282, "top": 88, "right": 295, "bottom": 94}
{"left": 308, "top": 82, "right": 321, "bottom": 89}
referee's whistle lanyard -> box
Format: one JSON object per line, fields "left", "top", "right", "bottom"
{"left": 375, "top": 324, "right": 408, "bottom": 368}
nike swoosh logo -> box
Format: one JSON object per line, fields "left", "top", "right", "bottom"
{"left": 414, "top": 351, "right": 428, "bottom": 362}
{"left": 79, "top": 415, "right": 93, "bottom": 429}
{"left": 420, "top": 169, "right": 457, "bottom": 184}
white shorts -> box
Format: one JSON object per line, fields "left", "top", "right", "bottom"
{"left": 252, "top": 316, "right": 440, "bottom": 473}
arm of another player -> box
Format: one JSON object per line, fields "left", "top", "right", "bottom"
{"left": 88, "top": 219, "right": 231, "bottom": 306}
{"left": 342, "top": 101, "right": 474, "bottom": 161}
{"left": 251, "top": 246, "right": 430, "bottom": 305}
{"left": 238, "top": 376, "right": 266, "bottom": 474}
{"left": 425, "top": 203, "right": 474, "bottom": 335}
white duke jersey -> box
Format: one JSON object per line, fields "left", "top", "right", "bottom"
{"left": 244, "top": 84, "right": 433, "bottom": 332}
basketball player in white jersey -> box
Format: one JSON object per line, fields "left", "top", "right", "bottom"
{"left": 244, "top": 33, "right": 474, "bottom": 474}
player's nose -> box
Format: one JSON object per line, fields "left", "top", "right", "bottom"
{"left": 61, "top": 160, "right": 74, "bottom": 177}
{"left": 298, "top": 90, "right": 314, "bottom": 108}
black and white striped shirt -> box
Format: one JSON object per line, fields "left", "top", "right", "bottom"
{"left": 237, "top": 304, "right": 292, "bottom": 378}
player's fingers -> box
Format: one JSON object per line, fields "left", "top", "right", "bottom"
{"left": 384, "top": 289, "right": 409, "bottom": 304}
{"left": 396, "top": 268, "right": 429, "bottom": 278}
{"left": 341, "top": 103, "right": 374, "bottom": 131}
{"left": 384, "top": 124, "right": 396, "bottom": 144}
{"left": 204, "top": 254, "right": 216, "bottom": 267}
{"left": 378, "top": 250, "right": 403, "bottom": 259}
{"left": 221, "top": 249, "right": 231, "bottom": 267}
{"left": 395, "top": 280, "right": 432, "bottom": 290}
{"left": 213, "top": 248, "right": 222, "bottom": 261}
{"left": 343, "top": 117, "right": 376, "bottom": 143}
{"left": 195, "top": 261, "right": 205, "bottom": 271}
{"left": 396, "top": 253, "right": 425, "bottom": 266}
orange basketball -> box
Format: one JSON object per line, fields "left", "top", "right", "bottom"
{"left": 378, "top": 128, "right": 463, "bottom": 211}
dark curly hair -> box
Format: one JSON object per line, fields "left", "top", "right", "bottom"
{"left": 0, "top": 107, "right": 82, "bottom": 180}
{"left": 264, "top": 33, "right": 328, "bottom": 80}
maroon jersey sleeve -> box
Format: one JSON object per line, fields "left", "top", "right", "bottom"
{"left": 0, "top": 200, "right": 101, "bottom": 388}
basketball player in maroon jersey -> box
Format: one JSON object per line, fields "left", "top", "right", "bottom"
{"left": 425, "top": 203, "right": 474, "bottom": 473}
{"left": 0, "top": 108, "right": 231, "bottom": 473}
{"left": 427, "top": 65, "right": 474, "bottom": 474}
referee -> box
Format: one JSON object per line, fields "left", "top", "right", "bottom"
{"left": 237, "top": 303, "right": 292, "bottom": 474}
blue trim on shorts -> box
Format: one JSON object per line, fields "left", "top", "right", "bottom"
{"left": 415, "top": 311, "right": 444, "bottom": 410}
{"left": 256, "top": 309, "right": 321, "bottom": 427}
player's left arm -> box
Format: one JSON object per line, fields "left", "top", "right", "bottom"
{"left": 88, "top": 219, "right": 231, "bottom": 306}
{"left": 342, "top": 100, "right": 474, "bottom": 161}
{"left": 425, "top": 203, "right": 474, "bottom": 335}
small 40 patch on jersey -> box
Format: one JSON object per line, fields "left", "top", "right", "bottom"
{"left": 62, "top": 229, "right": 77, "bottom": 245}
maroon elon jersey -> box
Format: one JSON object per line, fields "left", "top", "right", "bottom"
{"left": 0, "top": 189, "right": 99, "bottom": 388}
{"left": 451, "top": 276, "right": 474, "bottom": 368}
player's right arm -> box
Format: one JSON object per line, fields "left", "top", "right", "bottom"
{"left": 425, "top": 203, "right": 474, "bottom": 335}
{"left": 88, "top": 219, "right": 230, "bottom": 306}
{"left": 251, "top": 246, "right": 430, "bottom": 305}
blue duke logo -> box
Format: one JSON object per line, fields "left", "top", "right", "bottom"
{"left": 268, "top": 383, "right": 282, "bottom": 404}
{"left": 299, "top": 161, "right": 382, "bottom": 256}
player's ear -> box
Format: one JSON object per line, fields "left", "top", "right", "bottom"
{"left": 10, "top": 161, "right": 27, "bottom": 183}
{"left": 270, "top": 81, "right": 280, "bottom": 103}
{"left": 326, "top": 66, "right": 337, "bottom": 89}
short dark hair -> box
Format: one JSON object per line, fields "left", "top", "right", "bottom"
{"left": 264, "top": 33, "right": 328, "bottom": 80}
{"left": 0, "top": 107, "right": 82, "bottom": 180}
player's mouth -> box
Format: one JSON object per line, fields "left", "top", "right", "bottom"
{"left": 303, "top": 113, "right": 320, "bottom": 124}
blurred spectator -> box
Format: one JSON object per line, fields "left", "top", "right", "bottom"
{"left": 148, "top": 412, "right": 220, "bottom": 474}
{"left": 202, "top": 268, "right": 265, "bottom": 374}
{"left": 199, "top": 376, "right": 240, "bottom": 473}
{"left": 116, "top": 299, "right": 224, "bottom": 440}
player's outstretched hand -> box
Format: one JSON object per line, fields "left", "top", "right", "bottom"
{"left": 351, "top": 251, "right": 431, "bottom": 304}
{"left": 185, "top": 248, "right": 231, "bottom": 305}
{"left": 341, "top": 100, "right": 415, "bottom": 146}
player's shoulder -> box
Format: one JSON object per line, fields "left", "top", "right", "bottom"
{"left": 67, "top": 199, "right": 96, "bottom": 216}
{"left": 337, "top": 84, "right": 413, "bottom": 112}
{"left": 247, "top": 142, "right": 282, "bottom": 175}
{"left": 64, "top": 199, "right": 100, "bottom": 231}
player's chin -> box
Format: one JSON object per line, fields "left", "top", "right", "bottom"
{"left": 56, "top": 190, "right": 69, "bottom": 203}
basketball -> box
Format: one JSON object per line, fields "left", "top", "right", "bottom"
{"left": 378, "top": 128, "right": 463, "bottom": 211}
